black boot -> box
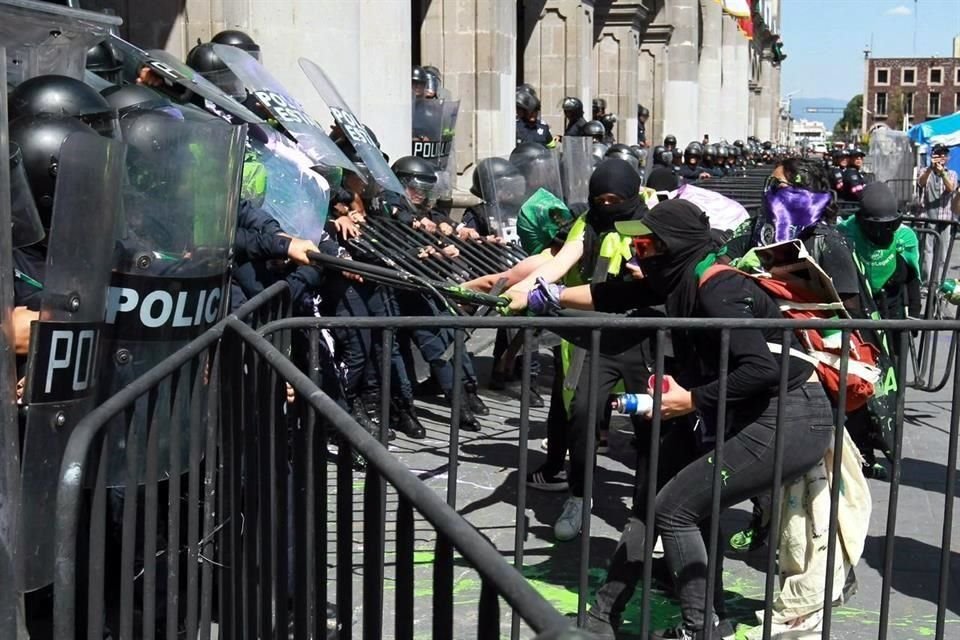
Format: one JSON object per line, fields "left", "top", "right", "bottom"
{"left": 464, "top": 383, "right": 490, "bottom": 416}
{"left": 526, "top": 385, "right": 545, "bottom": 408}
{"left": 391, "top": 399, "right": 426, "bottom": 439}
{"left": 351, "top": 398, "right": 395, "bottom": 441}
{"left": 446, "top": 393, "right": 482, "bottom": 432}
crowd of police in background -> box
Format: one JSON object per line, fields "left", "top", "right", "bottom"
{"left": 4, "top": 11, "right": 955, "bottom": 637}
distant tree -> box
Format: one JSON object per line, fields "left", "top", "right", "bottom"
{"left": 833, "top": 94, "right": 863, "bottom": 142}
{"left": 888, "top": 89, "right": 905, "bottom": 131}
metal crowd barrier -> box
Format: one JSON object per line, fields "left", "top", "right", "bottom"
{"left": 52, "top": 283, "right": 579, "bottom": 640}
{"left": 250, "top": 312, "right": 958, "bottom": 640}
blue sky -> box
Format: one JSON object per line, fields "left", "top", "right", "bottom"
{"left": 781, "top": 0, "right": 960, "bottom": 101}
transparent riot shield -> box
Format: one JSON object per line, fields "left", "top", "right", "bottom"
{"left": 512, "top": 146, "right": 563, "bottom": 201}
{"left": 0, "top": 0, "right": 120, "bottom": 84}
{"left": 210, "top": 44, "right": 359, "bottom": 177}
{"left": 412, "top": 97, "right": 460, "bottom": 201}
{"left": 865, "top": 128, "right": 915, "bottom": 207}
{"left": 99, "top": 116, "right": 246, "bottom": 486}
{"left": 248, "top": 127, "right": 331, "bottom": 243}
{"left": 9, "top": 144, "right": 43, "bottom": 249}
{"left": 0, "top": 46, "right": 27, "bottom": 639}
{"left": 561, "top": 136, "right": 593, "bottom": 212}
{"left": 16, "top": 133, "right": 124, "bottom": 591}
{"left": 298, "top": 57, "right": 407, "bottom": 197}
{"left": 477, "top": 157, "right": 527, "bottom": 244}
{"left": 108, "top": 35, "right": 263, "bottom": 125}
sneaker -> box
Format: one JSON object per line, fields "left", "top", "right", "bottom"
{"left": 527, "top": 387, "right": 545, "bottom": 408}
{"left": 582, "top": 611, "right": 617, "bottom": 639}
{"left": 862, "top": 462, "right": 889, "bottom": 480}
{"left": 651, "top": 618, "right": 734, "bottom": 640}
{"left": 527, "top": 468, "right": 568, "bottom": 491}
{"left": 743, "top": 609, "right": 822, "bottom": 639}
{"left": 554, "top": 496, "right": 586, "bottom": 541}
{"left": 540, "top": 437, "right": 549, "bottom": 451}
{"left": 729, "top": 526, "right": 767, "bottom": 552}
{"left": 597, "top": 438, "right": 610, "bottom": 454}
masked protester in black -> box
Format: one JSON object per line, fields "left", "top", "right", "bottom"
{"left": 521, "top": 159, "right": 656, "bottom": 542}
{"left": 543, "top": 200, "right": 834, "bottom": 640}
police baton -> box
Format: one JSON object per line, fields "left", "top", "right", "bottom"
{"left": 306, "top": 251, "right": 510, "bottom": 309}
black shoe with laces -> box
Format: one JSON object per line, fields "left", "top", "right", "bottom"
{"left": 464, "top": 383, "right": 490, "bottom": 416}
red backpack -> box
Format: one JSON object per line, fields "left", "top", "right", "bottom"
{"left": 700, "top": 263, "right": 880, "bottom": 412}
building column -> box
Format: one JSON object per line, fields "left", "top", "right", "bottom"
{"left": 733, "top": 30, "right": 750, "bottom": 142}
{"left": 756, "top": 57, "right": 774, "bottom": 141}
{"left": 718, "top": 13, "right": 740, "bottom": 142}
{"left": 697, "top": 0, "right": 723, "bottom": 144}
{"left": 639, "top": 20, "right": 673, "bottom": 148}
{"left": 421, "top": 0, "right": 516, "bottom": 172}
{"left": 661, "top": 0, "right": 699, "bottom": 148}
{"left": 523, "top": 0, "right": 595, "bottom": 137}
{"left": 593, "top": 2, "right": 645, "bottom": 145}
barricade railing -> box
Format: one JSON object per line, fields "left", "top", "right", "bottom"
{"left": 52, "top": 283, "right": 578, "bottom": 640}
{"left": 251, "top": 313, "right": 960, "bottom": 640}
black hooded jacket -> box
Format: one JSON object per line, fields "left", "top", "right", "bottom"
{"left": 589, "top": 200, "right": 815, "bottom": 430}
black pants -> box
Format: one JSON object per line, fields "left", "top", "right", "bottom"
{"left": 395, "top": 291, "right": 477, "bottom": 393}
{"left": 568, "top": 343, "right": 651, "bottom": 497}
{"left": 593, "top": 383, "right": 833, "bottom": 630}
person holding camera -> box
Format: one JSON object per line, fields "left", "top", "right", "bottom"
{"left": 917, "top": 143, "right": 958, "bottom": 280}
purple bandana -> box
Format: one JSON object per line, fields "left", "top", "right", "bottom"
{"left": 756, "top": 187, "right": 833, "bottom": 245}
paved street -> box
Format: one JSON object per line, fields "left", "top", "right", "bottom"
{"left": 332, "top": 303, "right": 960, "bottom": 639}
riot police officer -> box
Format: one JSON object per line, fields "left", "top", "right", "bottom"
{"left": 600, "top": 113, "right": 617, "bottom": 145}
{"left": 663, "top": 134, "right": 678, "bottom": 154}
{"left": 701, "top": 143, "right": 722, "bottom": 177}
{"left": 678, "top": 141, "right": 711, "bottom": 181}
{"left": 637, "top": 104, "right": 649, "bottom": 146}
{"left": 651, "top": 144, "right": 674, "bottom": 169}
{"left": 582, "top": 120, "right": 606, "bottom": 144}
{"left": 592, "top": 97, "right": 607, "bottom": 121}
{"left": 563, "top": 97, "right": 588, "bottom": 137}
{"left": 389, "top": 156, "right": 488, "bottom": 429}
{"left": 842, "top": 148, "right": 866, "bottom": 200}
{"left": 516, "top": 90, "right": 555, "bottom": 148}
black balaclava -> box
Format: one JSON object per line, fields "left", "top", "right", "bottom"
{"left": 635, "top": 199, "right": 716, "bottom": 315}
{"left": 581, "top": 158, "right": 647, "bottom": 280}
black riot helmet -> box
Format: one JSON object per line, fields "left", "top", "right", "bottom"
{"left": 85, "top": 41, "right": 123, "bottom": 85}
{"left": 392, "top": 155, "right": 438, "bottom": 208}
{"left": 733, "top": 139, "right": 745, "bottom": 149}
{"left": 562, "top": 96, "right": 584, "bottom": 118}
{"left": 652, "top": 144, "right": 668, "bottom": 166}
{"left": 9, "top": 74, "right": 118, "bottom": 137}
{"left": 717, "top": 144, "right": 729, "bottom": 160}
{"left": 583, "top": 120, "right": 605, "bottom": 141}
{"left": 703, "top": 143, "right": 717, "bottom": 162}
{"left": 412, "top": 65, "right": 428, "bottom": 95}
{"left": 509, "top": 141, "right": 553, "bottom": 165}
{"left": 592, "top": 97, "right": 606, "bottom": 118}
{"left": 10, "top": 114, "right": 99, "bottom": 229}
{"left": 638, "top": 104, "right": 650, "bottom": 119}
{"left": 684, "top": 141, "right": 703, "bottom": 160}
{"left": 605, "top": 143, "right": 638, "bottom": 169}
{"left": 600, "top": 113, "right": 617, "bottom": 134}
{"left": 471, "top": 156, "right": 520, "bottom": 198}
{"left": 186, "top": 42, "right": 245, "bottom": 100}
{"left": 211, "top": 29, "right": 261, "bottom": 59}
{"left": 101, "top": 84, "right": 168, "bottom": 113}
{"left": 663, "top": 134, "right": 677, "bottom": 150}
{"left": 516, "top": 90, "right": 540, "bottom": 115}
{"left": 517, "top": 83, "right": 537, "bottom": 97}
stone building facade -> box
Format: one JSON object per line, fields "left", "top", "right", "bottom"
{"left": 865, "top": 54, "right": 960, "bottom": 131}
{"left": 84, "top": 0, "right": 783, "bottom": 181}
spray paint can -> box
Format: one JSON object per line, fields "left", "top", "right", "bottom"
{"left": 611, "top": 393, "right": 654, "bottom": 416}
